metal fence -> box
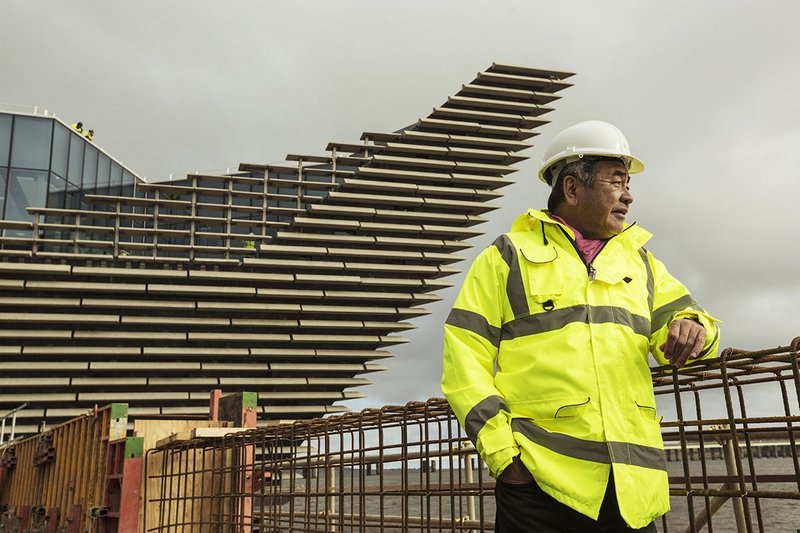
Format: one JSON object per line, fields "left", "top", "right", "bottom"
{"left": 0, "top": 404, "right": 28, "bottom": 447}
{"left": 144, "top": 337, "right": 800, "bottom": 533}
{"left": 145, "top": 400, "right": 487, "bottom": 532}
{"left": 655, "top": 338, "right": 800, "bottom": 532}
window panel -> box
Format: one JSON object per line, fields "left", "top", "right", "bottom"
{"left": 68, "top": 134, "right": 84, "bottom": 184}
{"left": 110, "top": 162, "right": 123, "bottom": 195}
{"left": 48, "top": 172, "right": 67, "bottom": 209}
{"left": 5, "top": 168, "right": 48, "bottom": 221}
{"left": 0, "top": 167, "right": 7, "bottom": 218}
{"left": 97, "top": 153, "right": 111, "bottom": 194}
{"left": 0, "top": 114, "right": 12, "bottom": 167}
{"left": 122, "top": 170, "right": 137, "bottom": 199}
{"left": 122, "top": 170, "right": 134, "bottom": 189}
{"left": 65, "top": 178, "right": 81, "bottom": 210}
{"left": 10, "top": 116, "right": 52, "bottom": 170}
{"left": 82, "top": 144, "right": 98, "bottom": 191}
{"left": 51, "top": 123, "right": 70, "bottom": 178}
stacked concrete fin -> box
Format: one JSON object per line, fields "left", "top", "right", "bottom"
{"left": 0, "top": 63, "right": 574, "bottom": 432}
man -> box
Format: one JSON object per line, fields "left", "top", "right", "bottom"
{"left": 441, "top": 120, "right": 720, "bottom": 532}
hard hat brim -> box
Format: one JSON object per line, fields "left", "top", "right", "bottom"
{"left": 538, "top": 152, "right": 646, "bottom": 185}
{"left": 536, "top": 120, "right": 646, "bottom": 186}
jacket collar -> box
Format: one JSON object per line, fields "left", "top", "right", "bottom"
{"left": 511, "top": 209, "right": 653, "bottom": 249}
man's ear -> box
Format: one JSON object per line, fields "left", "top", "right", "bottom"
{"left": 563, "top": 175, "right": 581, "bottom": 207}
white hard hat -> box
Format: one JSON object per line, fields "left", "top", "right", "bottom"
{"left": 538, "top": 120, "right": 645, "bottom": 185}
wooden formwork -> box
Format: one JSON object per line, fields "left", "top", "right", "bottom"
{"left": 134, "top": 418, "right": 232, "bottom": 533}
{"left": 144, "top": 438, "right": 243, "bottom": 533}
{"left": 0, "top": 403, "right": 130, "bottom": 532}
{"left": 142, "top": 391, "right": 258, "bottom": 533}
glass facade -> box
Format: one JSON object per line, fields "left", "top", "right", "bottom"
{"left": 5, "top": 168, "right": 48, "bottom": 221}
{"left": 0, "top": 112, "right": 140, "bottom": 231}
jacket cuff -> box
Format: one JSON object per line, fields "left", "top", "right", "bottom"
{"left": 673, "top": 310, "right": 720, "bottom": 360}
{"left": 485, "top": 445, "right": 520, "bottom": 478}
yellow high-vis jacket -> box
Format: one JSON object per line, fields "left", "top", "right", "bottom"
{"left": 442, "top": 209, "right": 720, "bottom": 529}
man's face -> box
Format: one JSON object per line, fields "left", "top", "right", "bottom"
{"left": 574, "top": 160, "right": 633, "bottom": 239}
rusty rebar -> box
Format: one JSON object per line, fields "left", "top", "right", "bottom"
{"left": 141, "top": 341, "right": 800, "bottom": 532}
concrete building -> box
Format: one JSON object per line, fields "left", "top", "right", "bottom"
{"left": 0, "top": 64, "right": 574, "bottom": 433}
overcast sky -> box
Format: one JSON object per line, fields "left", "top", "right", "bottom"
{"left": 3, "top": 1, "right": 799, "bottom": 416}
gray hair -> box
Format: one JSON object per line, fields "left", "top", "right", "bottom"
{"left": 546, "top": 157, "right": 600, "bottom": 212}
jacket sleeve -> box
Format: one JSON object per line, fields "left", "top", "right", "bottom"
{"left": 646, "top": 251, "right": 720, "bottom": 366}
{"left": 441, "top": 244, "right": 519, "bottom": 477}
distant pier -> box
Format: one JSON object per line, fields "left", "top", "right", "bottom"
{"left": 664, "top": 441, "right": 800, "bottom": 462}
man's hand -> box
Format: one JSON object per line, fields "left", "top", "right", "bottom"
{"left": 498, "top": 455, "right": 533, "bottom": 484}
{"left": 659, "top": 318, "right": 706, "bottom": 368}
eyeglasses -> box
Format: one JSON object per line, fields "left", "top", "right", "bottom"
{"left": 595, "top": 179, "right": 630, "bottom": 191}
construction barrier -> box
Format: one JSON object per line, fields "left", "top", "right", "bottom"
{"left": 0, "top": 391, "right": 254, "bottom": 533}
{"left": 0, "top": 403, "right": 139, "bottom": 533}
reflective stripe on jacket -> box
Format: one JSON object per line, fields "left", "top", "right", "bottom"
{"left": 441, "top": 209, "right": 720, "bottom": 529}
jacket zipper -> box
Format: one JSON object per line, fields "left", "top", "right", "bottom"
{"left": 555, "top": 222, "right": 635, "bottom": 280}
{"left": 556, "top": 226, "right": 605, "bottom": 280}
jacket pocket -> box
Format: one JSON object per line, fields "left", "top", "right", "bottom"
{"left": 635, "top": 401, "right": 663, "bottom": 423}
{"left": 510, "top": 396, "right": 590, "bottom": 421}
{"left": 634, "top": 401, "right": 664, "bottom": 445}
{"left": 520, "top": 245, "right": 563, "bottom": 304}
{"left": 511, "top": 397, "right": 593, "bottom": 439}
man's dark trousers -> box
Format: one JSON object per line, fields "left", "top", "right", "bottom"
{"left": 495, "top": 473, "right": 658, "bottom": 532}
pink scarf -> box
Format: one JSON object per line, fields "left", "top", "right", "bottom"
{"left": 549, "top": 215, "right": 606, "bottom": 264}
